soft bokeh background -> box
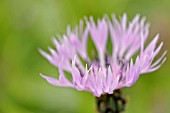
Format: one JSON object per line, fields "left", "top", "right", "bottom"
{"left": 0, "top": 0, "right": 170, "bottom": 113}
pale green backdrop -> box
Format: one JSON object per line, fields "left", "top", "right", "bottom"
{"left": 0, "top": 0, "right": 170, "bottom": 113}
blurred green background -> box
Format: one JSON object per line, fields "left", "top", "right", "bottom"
{"left": 0, "top": 0, "right": 170, "bottom": 113}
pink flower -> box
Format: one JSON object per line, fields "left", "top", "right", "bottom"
{"left": 39, "top": 13, "right": 167, "bottom": 97}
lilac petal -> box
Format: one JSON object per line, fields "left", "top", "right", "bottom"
{"left": 39, "top": 48, "right": 58, "bottom": 66}
{"left": 131, "top": 68, "right": 140, "bottom": 84}
{"left": 144, "top": 34, "right": 159, "bottom": 53}
{"left": 81, "top": 26, "right": 89, "bottom": 59}
{"left": 121, "top": 13, "right": 127, "bottom": 31}
{"left": 89, "top": 17, "right": 108, "bottom": 46}
{"left": 107, "top": 67, "right": 113, "bottom": 86}
{"left": 88, "top": 17, "right": 108, "bottom": 67}
{"left": 58, "top": 68, "right": 73, "bottom": 87}
{"left": 147, "top": 57, "right": 166, "bottom": 73}
{"left": 112, "top": 61, "right": 120, "bottom": 75}
{"left": 81, "top": 69, "right": 89, "bottom": 86}
{"left": 40, "top": 73, "right": 59, "bottom": 86}
{"left": 110, "top": 75, "right": 120, "bottom": 94}
{"left": 151, "top": 51, "right": 167, "bottom": 68}
{"left": 140, "top": 32, "right": 144, "bottom": 53}
{"left": 87, "top": 69, "right": 96, "bottom": 92}
{"left": 95, "top": 68, "right": 103, "bottom": 95}
{"left": 153, "top": 42, "right": 164, "bottom": 57}
{"left": 71, "top": 58, "right": 82, "bottom": 86}
{"left": 129, "top": 14, "right": 140, "bottom": 28}
{"left": 125, "top": 67, "right": 140, "bottom": 87}
{"left": 40, "top": 73, "right": 73, "bottom": 87}
{"left": 48, "top": 46, "right": 57, "bottom": 57}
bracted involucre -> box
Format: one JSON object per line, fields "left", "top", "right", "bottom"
{"left": 39, "top": 13, "right": 167, "bottom": 97}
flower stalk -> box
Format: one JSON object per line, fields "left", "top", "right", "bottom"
{"left": 96, "top": 90, "right": 126, "bottom": 113}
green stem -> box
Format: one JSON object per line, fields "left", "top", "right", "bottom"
{"left": 96, "top": 89, "right": 126, "bottom": 113}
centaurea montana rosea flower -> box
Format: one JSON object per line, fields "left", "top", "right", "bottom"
{"left": 39, "top": 13, "right": 166, "bottom": 97}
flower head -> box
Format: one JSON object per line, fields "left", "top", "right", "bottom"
{"left": 39, "top": 13, "right": 166, "bottom": 97}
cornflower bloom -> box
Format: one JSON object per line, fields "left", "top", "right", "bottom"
{"left": 39, "top": 13, "right": 166, "bottom": 113}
